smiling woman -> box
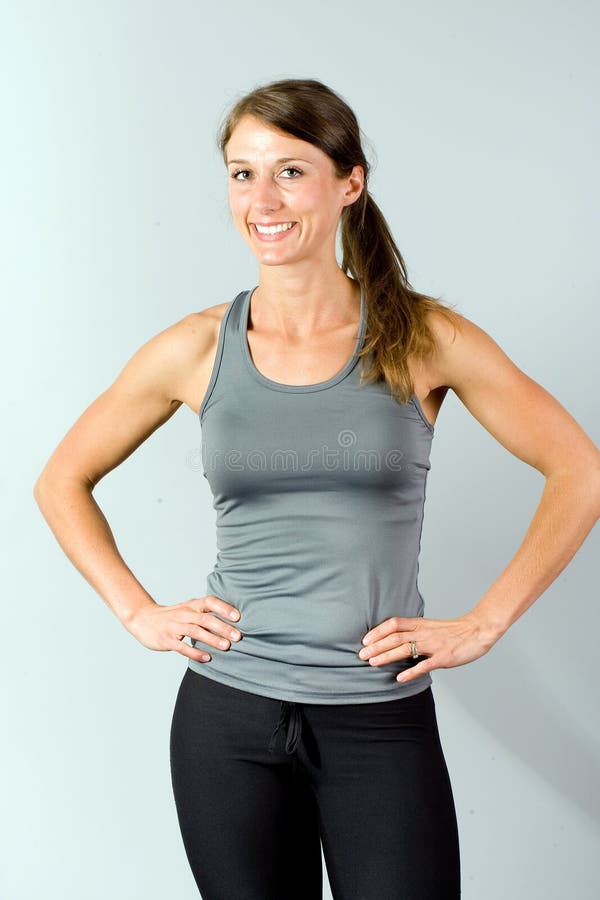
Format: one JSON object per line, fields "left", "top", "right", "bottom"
{"left": 34, "top": 76, "right": 600, "bottom": 900}
{"left": 226, "top": 114, "right": 361, "bottom": 276}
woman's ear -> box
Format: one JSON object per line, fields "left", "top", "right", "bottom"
{"left": 342, "top": 165, "right": 365, "bottom": 207}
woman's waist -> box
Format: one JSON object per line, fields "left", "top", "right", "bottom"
{"left": 204, "top": 568, "right": 424, "bottom": 650}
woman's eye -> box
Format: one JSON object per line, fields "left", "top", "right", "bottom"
{"left": 229, "top": 166, "right": 303, "bottom": 182}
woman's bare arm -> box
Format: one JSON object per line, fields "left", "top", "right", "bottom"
{"left": 433, "top": 311, "right": 600, "bottom": 638}
{"left": 360, "top": 310, "right": 600, "bottom": 685}
{"left": 33, "top": 314, "right": 207, "bottom": 629}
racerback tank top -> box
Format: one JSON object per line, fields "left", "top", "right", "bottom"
{"left": 188, "top": 284, "right": 435, "bottom": 703}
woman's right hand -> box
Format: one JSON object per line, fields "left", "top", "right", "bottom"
{"left": 125, "top": 595, "right": 243, "bottom": 662}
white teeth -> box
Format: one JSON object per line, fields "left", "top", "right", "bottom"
{"left": 254, "top": 222, "right": 295, "bottom": 234}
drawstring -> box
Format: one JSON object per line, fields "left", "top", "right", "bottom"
{"left": 268, "top": 701, "right": 303, "bottom": 755}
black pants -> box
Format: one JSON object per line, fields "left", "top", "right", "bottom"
{"left": 170, "top": 668, "right": 461, "bottom": 899}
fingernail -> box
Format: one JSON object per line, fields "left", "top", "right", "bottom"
{"left": 230, "top": 610, "right": 240, "bottom": 620}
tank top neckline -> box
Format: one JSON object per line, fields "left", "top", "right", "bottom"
{"left": 240, "top": 283, "right": 367, "bottom": 394}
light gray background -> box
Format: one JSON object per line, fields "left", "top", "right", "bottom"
{"left": 3, "top": 1, "right": 599, "bottom": 898}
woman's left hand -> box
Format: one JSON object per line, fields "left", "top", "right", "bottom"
{"left": 358, "top": 612, "right": 499, "bottom": 684}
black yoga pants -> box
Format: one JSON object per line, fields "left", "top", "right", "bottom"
{"left": 170, "top": 667, "right": 461, "bottom": 899}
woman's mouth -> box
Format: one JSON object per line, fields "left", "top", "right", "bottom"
{"left": 251, "top": 222, "right": 298, "bottom": 242}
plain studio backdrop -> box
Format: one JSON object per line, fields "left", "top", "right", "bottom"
{"left": 2, "top": 2, "right": 598, "bottom": 898}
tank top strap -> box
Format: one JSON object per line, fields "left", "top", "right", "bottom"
{"left": 199, "top": 289, "right": 249, "bottom": 422}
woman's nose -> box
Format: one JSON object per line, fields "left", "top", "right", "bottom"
{"left": 251, "top": 176, "right": 282, "bottom": 212}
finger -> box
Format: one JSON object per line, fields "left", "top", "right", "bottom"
{"left": 396, "top": 657, "right": 436, "bottom": 684}
{"left": 362, "top": 639, "right": 424, "bottom": 666}
{"left": 359, "top": 633, "right": 406, "bottom": 660}
{"left": 191, "top": 595, "right": 241, "bottom": 622}
{"left": 185, "top": 622, "right": 241, "bottom": 651}
{"left": 359, "top": 626, "right": 426, "bottom": 660}
{"left": 362, "top": 617, "right": 419, "bottom": 645}
{"left": 172, "top": 608, "right": 243, "bottom": 645}
{"left": 197, "top": 615, "right": 243, "bottom": 643}
{"left": 362, "top": 620, "right": 401, "bottom": 646}
{"left": 391, "top": 617, "right": 423, "bottom": 630}
{"left": 166, "top": 637, "right": 213, "bottom": 663}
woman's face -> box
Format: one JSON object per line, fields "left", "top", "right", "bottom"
{"left": 224, "top": 114, "right": 363, "bottom": 268}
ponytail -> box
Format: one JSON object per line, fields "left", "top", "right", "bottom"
{"left": 341, "top": 189, "right": 462, "bottom": 404}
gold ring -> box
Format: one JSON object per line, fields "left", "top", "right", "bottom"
{"left": 410, "top": 641, "right": 419, "bottom": 659}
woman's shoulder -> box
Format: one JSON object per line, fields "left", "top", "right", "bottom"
{"left": 167, "top": 299, "right": 235, "bottom": 415}
{"left": 165, "top": 296, "right": 238, "bottom": 364}
{"left": 421, "top": 304, "right": 516, "bottom": 394}
{"left": 181, "top": 299, "right": 234, "bottom": 344}
{"left": 422, "top": 304, "right": 469, "bottom": 350}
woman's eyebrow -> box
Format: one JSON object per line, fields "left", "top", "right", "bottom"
{"left": 226, "top": 156, "right": 313, "bottom": 165}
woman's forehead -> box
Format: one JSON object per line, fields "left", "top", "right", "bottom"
{"left": 226, "top": 116, "right": 319, "bottom": 162}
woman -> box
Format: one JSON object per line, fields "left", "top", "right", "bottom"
{"left": 34, "top": 78, "right": 600, "bottom": 899}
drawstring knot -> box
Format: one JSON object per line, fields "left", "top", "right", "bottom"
{"left": 268, "top": 701, "right": 303, "bottom": 755}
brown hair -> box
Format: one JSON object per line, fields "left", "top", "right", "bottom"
{"left": 217, "top": 78, "right": 463, "bottom": 405}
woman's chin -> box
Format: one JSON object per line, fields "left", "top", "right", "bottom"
{"left": 251, "top": 248, "right": 304, "bottom": 267}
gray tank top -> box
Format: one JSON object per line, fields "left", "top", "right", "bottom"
{"left": 188, "top": 285, "right": 434, "bottom": 703}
